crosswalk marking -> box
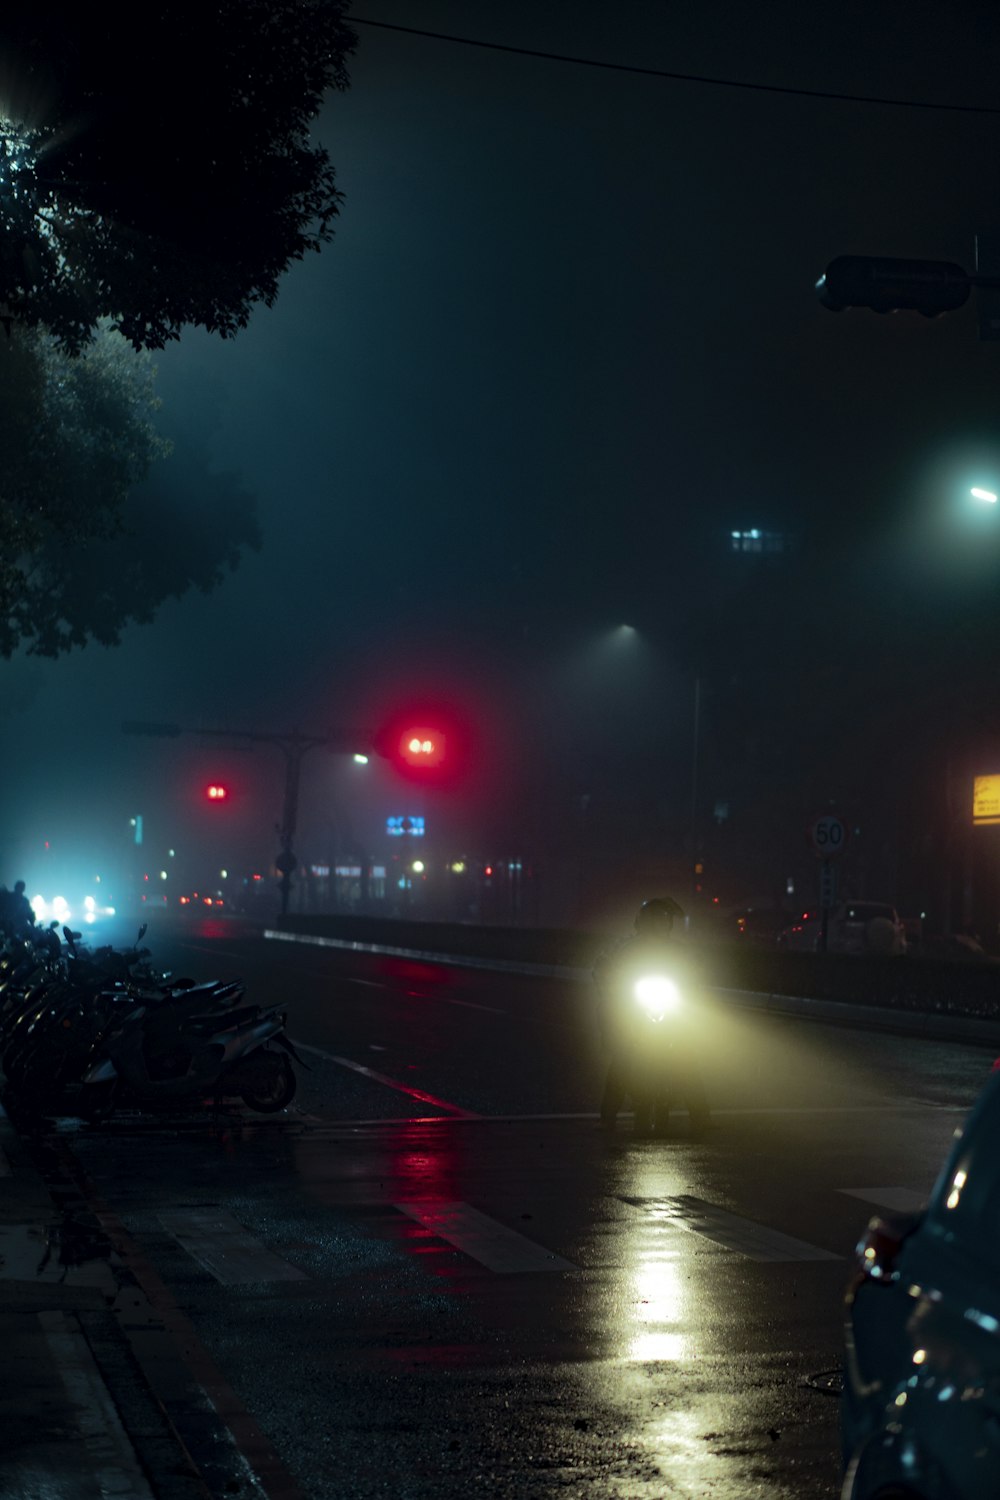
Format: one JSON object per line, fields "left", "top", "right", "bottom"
{"left": 620, "top": 1196, "right": 840, "bottom": 1262}
{"left": 839, "top": 1186, "right": 928, "bottom": 1214}
{"left": 395, "top": 1200, "right": 579, "bottom": 1273}
{"left": 158, "top": 1209, "right": 309, "bottom": 1285}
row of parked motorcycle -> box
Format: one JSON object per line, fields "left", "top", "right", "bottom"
{"left": 0, "top": 921, "right": 302, "bottom": 1124}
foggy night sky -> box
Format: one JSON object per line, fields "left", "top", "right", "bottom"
{"left": 5, "top": 0, "right": 1000, "bottom": 890}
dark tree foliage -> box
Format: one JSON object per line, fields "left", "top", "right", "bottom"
{"left": 35, "top": 436, "right": 262, "bottom": 657}
{"left": 0, "top": 324, "right": 169, "bottom": 653}
{"left": 0, "top": 325, "right": 260, "bottom": 656}
{"left": 0, "top": 2, "right": 356, "bottom": 351}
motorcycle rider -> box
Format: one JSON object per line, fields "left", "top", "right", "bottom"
{"left": 594, "top": 896, "right": 711, "bottom": 1137}
{"left": 0, "top": 880, "right": 35, "bottom": 938}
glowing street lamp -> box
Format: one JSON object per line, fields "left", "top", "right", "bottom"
{"left": 971, "top": 487, "right": 998, "bottom": 504}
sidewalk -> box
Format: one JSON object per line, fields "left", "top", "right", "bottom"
{"left": 0, "top": 1107, "right": 209, "bottom": 1499}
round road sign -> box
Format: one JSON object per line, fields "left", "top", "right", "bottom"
{"left": 808, "top": 814, "right": 848, "bottom": 859}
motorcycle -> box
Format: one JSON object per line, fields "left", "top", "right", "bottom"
{"left": 604, "top": 969, "right": 710, "bottom": 1136}
{"left": 0, "top": 924, "right": 302, "bottom": 1122}
{"left": 78, "top": 995, "right": 301, "bottom": 1118}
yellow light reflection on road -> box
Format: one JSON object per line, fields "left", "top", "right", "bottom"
{"left": 626, "top": 1250, "right": 689, "bottom": 1363}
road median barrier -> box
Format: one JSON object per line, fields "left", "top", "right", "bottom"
{"left": 267, "top": 915, "right": 1000, "bottom": 1048}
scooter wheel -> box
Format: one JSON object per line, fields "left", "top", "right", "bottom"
{"left": 239, "top": 1053, "right": 297, "bottom": 1112}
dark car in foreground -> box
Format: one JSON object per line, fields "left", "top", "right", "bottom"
{"left": 841, "top": 1065, "right": 1000, "bottom": 1499}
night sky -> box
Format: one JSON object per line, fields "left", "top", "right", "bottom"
{"left": 4, "top": 0, "right": 1000, "bottom": 914}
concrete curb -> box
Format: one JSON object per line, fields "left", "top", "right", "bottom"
{"left": 263, "top": 930, "right": 1000, "bottom": 1050}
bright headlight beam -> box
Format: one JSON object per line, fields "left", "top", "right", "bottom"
{"left": 971, "top": 487, "right": 998, "bottom": 503}
{"left": 634, "top": 975, "right": 681, "bottom": 1018}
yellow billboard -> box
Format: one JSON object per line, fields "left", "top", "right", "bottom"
{"left": 973, "top": 774, "right": 1000, "bottom": 825}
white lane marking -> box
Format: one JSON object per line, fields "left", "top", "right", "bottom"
{"left": 395, "top": 1200, "right": 578, "bottom": 1273}
{"left": 294, "top": 1041, "right": 481, "bottom": 1118}
{"left": 158, "top": 1210, "right": 309, "bottom": 1285}
{"left": 622, "top": 1196, "right": 840, "bottom": 1262}
{"left": 839, "top": 1187, "right": 928, "bottom": 1214}
{"left": 435, "top": 995, "right": 505, "bottom": 1014}
{"left": 290, "top": 1102, "right": 957, "bottom": 1129}
{"left": 39, "top": 1309, "right": 157, "bottom": 1498}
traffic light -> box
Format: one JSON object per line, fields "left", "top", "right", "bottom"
{"left": 397, "top": 726, "right": 446, "bottom": 770}
{"left": 205, "top": 783, "right": 229, "bottom": 801}
{"left": 373, "top": 704, "right": 469, "bottom": 784}
{"left": 815, "top": 256, "right": 971, "bottom": 318}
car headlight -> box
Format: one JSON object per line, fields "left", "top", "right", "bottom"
{"left": 634, "top": 975, "right": 681, "bottom": 1021}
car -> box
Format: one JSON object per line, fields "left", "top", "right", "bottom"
{"left": 841, "top": 1064, "right": 1000, "bottom": 1499}
{"left": 778, "top": 900, "right": 907, "bottom": 956}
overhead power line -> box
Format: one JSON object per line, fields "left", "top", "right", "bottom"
{"left": 349, "top": 15, "right": 1000, "bottom": 116}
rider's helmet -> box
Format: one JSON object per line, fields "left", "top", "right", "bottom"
{"left": 634, "top": 896, "right": 685, "bottom": 936}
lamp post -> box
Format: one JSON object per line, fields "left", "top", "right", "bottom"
{"left": 122, "top": 721, "right": 373, "bottom": 917}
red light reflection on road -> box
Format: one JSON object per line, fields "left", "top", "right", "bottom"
{"left": 379, "top": 957, "right": 457, "bottom": 991}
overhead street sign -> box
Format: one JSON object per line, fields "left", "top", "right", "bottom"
{"left": 973, "top": 774, "right": 1000, "bottom": 826}
{"left": 808, "top": 814, "right": 848, "bottom": 859}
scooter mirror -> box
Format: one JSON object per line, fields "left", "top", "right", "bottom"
{"left": 137, "top": 923, "right": 148, "bottom": 943}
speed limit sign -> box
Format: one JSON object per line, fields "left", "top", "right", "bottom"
{"left": 808, "top": 813, "right": 848, "bottom": 859}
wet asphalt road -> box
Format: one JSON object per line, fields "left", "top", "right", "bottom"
{"left": 38, "top": 917, "right": 996, "bottom": 1498}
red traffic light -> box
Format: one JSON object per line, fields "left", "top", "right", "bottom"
{"left": 372, "top": 702, "right": 471, "bottom": 784}
{"left": 205, "top": 783, "right": 229, "bottom": 801}
{"left": 397, "top": 726, "right": 446, "bottom": 769}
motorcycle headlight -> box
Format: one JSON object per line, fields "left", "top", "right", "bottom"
{"left": 634, "top": 975, "right": 681, "bottom": 1020}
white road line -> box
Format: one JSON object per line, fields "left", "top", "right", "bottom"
{"left": 158, "top": 1210, "right": 309, "bottom": 1285}
{"left": 430, "top": 995, "right": 506, "bottom": 1014}
{"left": 294, "top": 1042, "right": 481, "bottom": 1117}
{"left": 839, "top": 1187, "right": 929, "bottom": 1214}
{"left": 622, "top": 1195, "right": 840, "bottom": 1262}
{"left": 286, "top": 1102, "right": 957, "bottom": 1130}
{"left": 38, "top": 1309, "right": 157, "bottom": 1498}
{"left": 395, "top": 1200, "right": 578, "bottom": 1273}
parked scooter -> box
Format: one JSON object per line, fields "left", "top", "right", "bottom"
{"left": 0, "top": 923, "right": 302, "bottom": 1122}
{"left": 78, "top": 996, "right": 300, "bottom": 1118}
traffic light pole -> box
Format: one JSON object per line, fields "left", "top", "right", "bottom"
{"left": 122, "top": 721, "right": 372, "bottom": 917}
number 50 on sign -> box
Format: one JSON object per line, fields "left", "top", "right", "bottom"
{"left": 808, "top": 814, "right": 848, "bottom": 858}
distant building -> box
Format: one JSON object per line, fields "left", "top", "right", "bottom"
{"left": 729, "top": 528, "right": 788, "bottom": 555}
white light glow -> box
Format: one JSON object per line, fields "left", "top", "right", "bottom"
{"left": 353, "top": 753, "right": 369, "bottom": 764}
{"left": 971, "top": 488, "right": 998, "bottom": 503}
{"left": 634, "top": 975, "right": 681, "bottom": 1019}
